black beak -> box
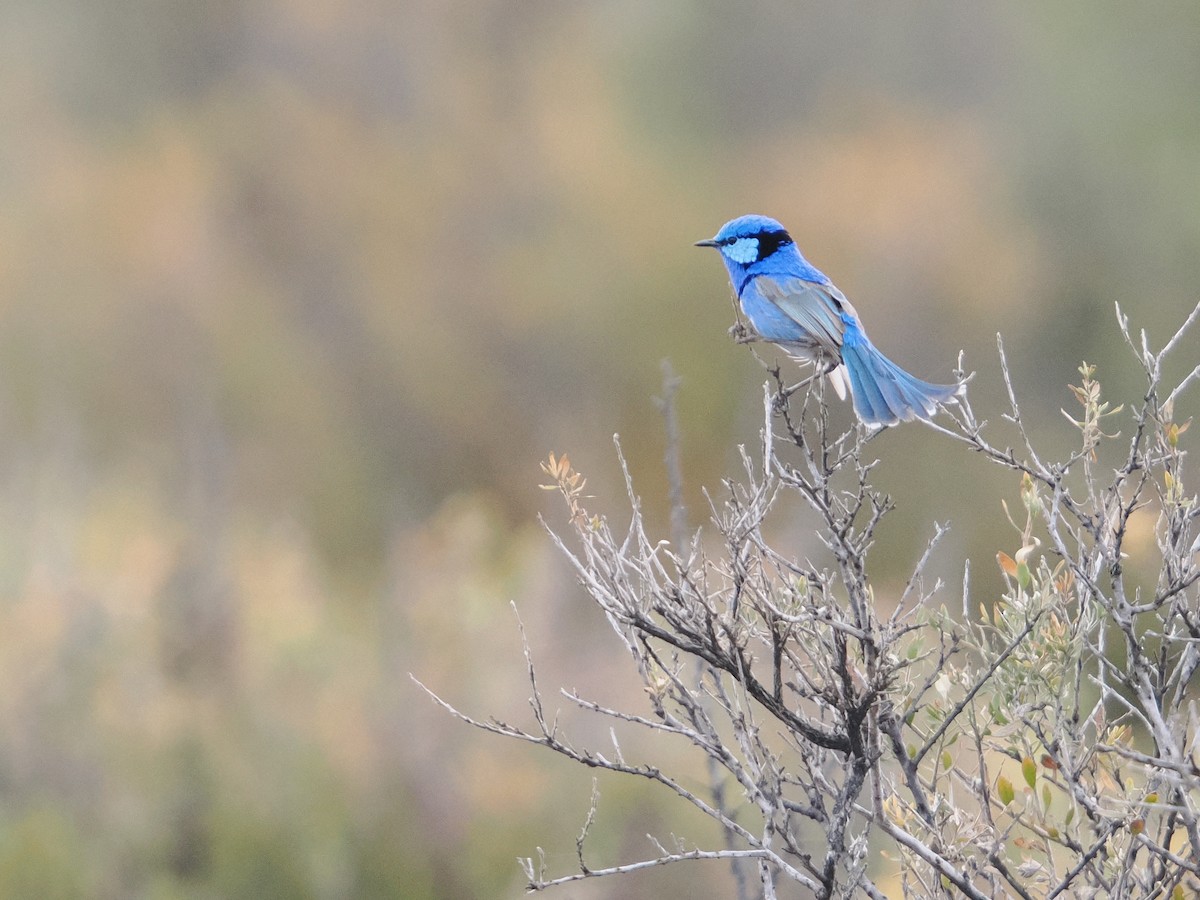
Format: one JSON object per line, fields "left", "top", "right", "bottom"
{"left": 694, "top": 238, "right": 719, "bottom": 248}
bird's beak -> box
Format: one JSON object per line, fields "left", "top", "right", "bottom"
{"left": 694, "top": 238, "right": 719, "bottom": 248}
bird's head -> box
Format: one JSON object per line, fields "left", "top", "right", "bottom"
{"left": 695, "top": 215, "right": 796, "bottom": 269}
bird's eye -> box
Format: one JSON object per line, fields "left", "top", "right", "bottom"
{"left": 722, "top": 237, "right": 737, "bottom": 246}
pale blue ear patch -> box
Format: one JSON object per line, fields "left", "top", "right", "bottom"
{"left": 723, "top": 237, "right": 759, "bottom": 264}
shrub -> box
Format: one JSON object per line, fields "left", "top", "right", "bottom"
{"left": 421, "top": 304, "right": 1200, "bottom": 899}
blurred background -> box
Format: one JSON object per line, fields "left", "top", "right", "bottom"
{"left": 0, "top": 1, "right": 1198, "bottom": 897}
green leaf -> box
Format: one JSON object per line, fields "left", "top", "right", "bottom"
{"left": 989, "top": 696, "right": 1009, "bottom": 726}
{"left": 998, "top": 776, "right": 1015, "bottom": 806}
{"left": 1016, "top": 562, "right": 1033, "bottom": 590}
{"left": 1022, "top": 756, "right": 1037, "bottom": 790}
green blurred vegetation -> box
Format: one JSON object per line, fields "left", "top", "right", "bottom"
{"left": 0, "top": 1, "right": 1196, "bottom": 896}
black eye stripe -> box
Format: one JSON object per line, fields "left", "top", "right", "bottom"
{"left": 753, "top": 230, "right": 793, "bottom": 260}
{"left": 719, "top": 230, "right": 793, "bottom": 260}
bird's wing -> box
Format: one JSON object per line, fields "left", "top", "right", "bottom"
{"left": 755, "top": 276, "right": 853, "bottom": 359}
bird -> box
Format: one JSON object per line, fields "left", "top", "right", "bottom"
{"left": 696, "top": 214, "right": 963, "bottom": 426}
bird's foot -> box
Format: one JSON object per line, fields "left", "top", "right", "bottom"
{"left": 729, "top": 322, "right": 758, "bottom": 344}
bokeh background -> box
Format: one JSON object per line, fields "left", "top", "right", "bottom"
{"left": 0, "top": 1, "right": 1198, "bottom": 897}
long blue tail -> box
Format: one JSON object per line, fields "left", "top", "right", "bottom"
{"left": 840, "top": 329, "right": 961, "bottom": 426}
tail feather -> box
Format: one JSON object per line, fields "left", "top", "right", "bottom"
{"left": 827, "top": 364, "right": 849, "bottom": 401}
{"left": 841, "top": 339, "right": 960, "bottom": 427}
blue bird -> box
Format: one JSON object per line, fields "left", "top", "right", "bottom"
{"left": 696, "top": 215, "right": 963, "bottom": 426}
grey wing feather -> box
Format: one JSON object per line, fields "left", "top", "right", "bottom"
{"left": 756, "top": 276, "right": 854, "bottom": 359}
